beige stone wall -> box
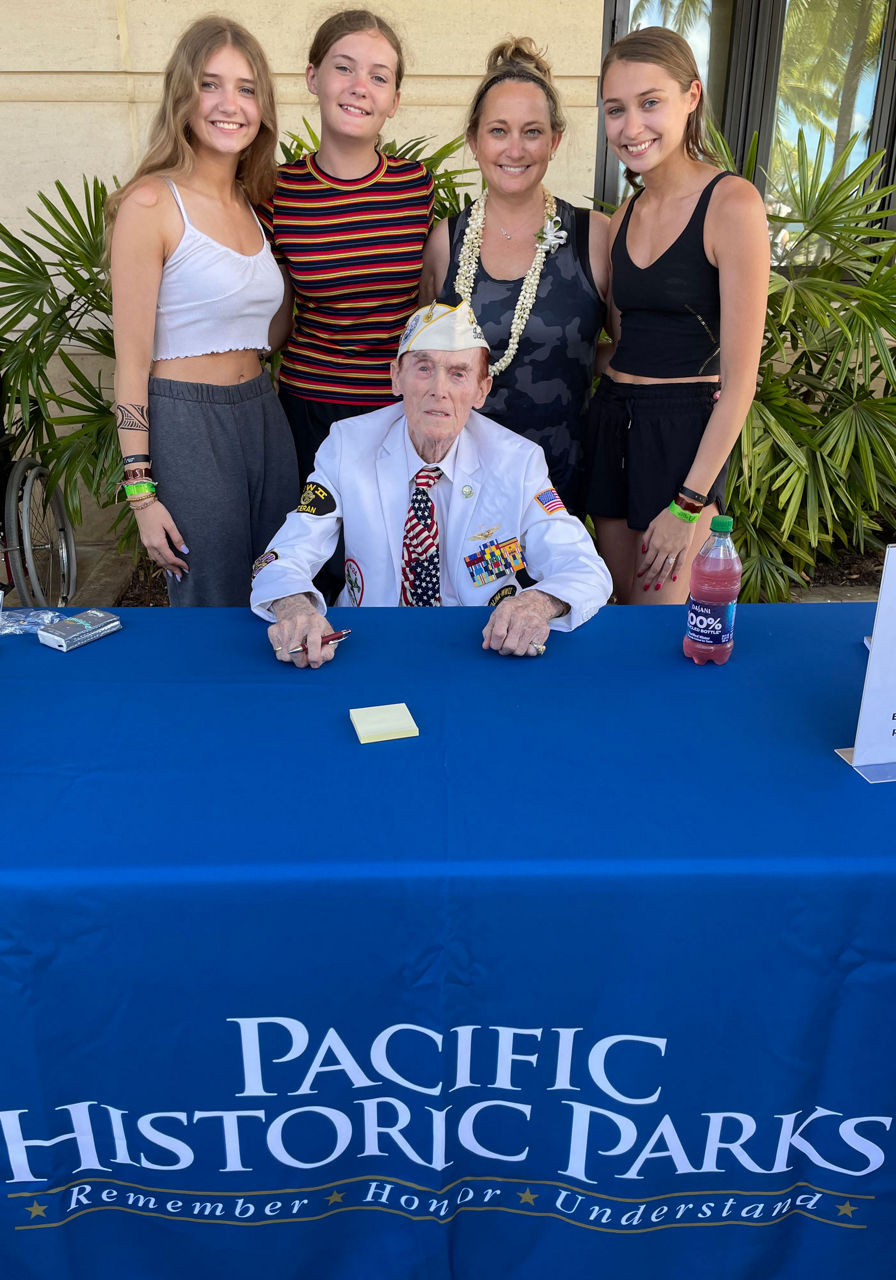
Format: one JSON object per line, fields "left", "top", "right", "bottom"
{"left": 2, "top": 1, "right": 605, "bottom": 238}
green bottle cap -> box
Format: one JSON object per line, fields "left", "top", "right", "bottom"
{"left": 710, "top": 515, "right": 733, "bottom": 533}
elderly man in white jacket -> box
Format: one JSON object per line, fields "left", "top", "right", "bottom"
{"left": 251, "top": 302, "right": 612, "bottom": 668}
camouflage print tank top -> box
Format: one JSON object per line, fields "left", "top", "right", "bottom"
{"left": 438, "top": 198, "right": 605, "bottom": 513}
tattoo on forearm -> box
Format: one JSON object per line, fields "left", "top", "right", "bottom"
{"left": 116, "top": 404, "right": 149, "bottom": 434}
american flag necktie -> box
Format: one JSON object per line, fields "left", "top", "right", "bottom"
{"left": 400, "top": 466, "right": 443, "bottom": 606}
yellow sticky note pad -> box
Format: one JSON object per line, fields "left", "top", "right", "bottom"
{"left": 349, "top": 702, "right": 419, "bottom": 744}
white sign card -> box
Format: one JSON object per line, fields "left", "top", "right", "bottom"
{"left": 837, "top": 544, "right": 896, "bottom": 783}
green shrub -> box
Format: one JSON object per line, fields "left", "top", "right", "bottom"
{"left": 719, "top": 130, "right": 896, "bottom": 599}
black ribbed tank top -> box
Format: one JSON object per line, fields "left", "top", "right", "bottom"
{"left": 610, "top": 171, "right": 733, "bottom": 379}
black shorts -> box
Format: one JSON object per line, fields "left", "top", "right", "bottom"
{"left": 584, "top": 376, "right": 728, "bottom": 531}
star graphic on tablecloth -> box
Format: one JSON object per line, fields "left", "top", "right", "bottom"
{"left": 26, "top": 1201, "right": 47, "bottom": 1219}
{"left": 836, "top": 1201, "right": 857, "bottom": 1218}
{"left": 325, "top": 1190, "right": 345, "bottom": 1205}
{"left": 517, "top": 1188, "right": 538, "bottom": 1205}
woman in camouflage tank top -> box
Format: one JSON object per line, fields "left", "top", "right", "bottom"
{"left": 420, "top": 38, "right": 609, "bottom": 516}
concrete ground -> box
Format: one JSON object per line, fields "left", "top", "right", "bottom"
{"left": 66, "top": 499, "right": 136, "bottom": 608}
{"left": 798, "top": 583, "right": 880, "bottom": 603}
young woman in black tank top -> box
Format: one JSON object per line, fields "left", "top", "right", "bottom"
{"left": 586, "top": 27, "right": 769, "bottom": 605}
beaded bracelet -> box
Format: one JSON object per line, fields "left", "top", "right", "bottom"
{"left": 669, "top": 500, "right": 700, "bottom": 524}
{"left": 679, "top": 484, "right": 708, "bottom": 506}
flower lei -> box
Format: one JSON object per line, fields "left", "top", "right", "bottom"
{"left": 453, "top": 189, "right": 564, "bottom": 377}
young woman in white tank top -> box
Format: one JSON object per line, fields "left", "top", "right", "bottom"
{"left": 107, "top": 15, "right": 298, "bottom": 606}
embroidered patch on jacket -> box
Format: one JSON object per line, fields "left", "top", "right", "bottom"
{"left": 534, "top": 487, "right": 566, "bottom": 514}
{"left": 345, "top": 558, "right": 364, "bottom": 606}
{"left": 488, "top": 583, "right": 518, "bottom": 607}
{"left": 464, "top": 537, "right": 526, "bottom": 587}
{"left": 251, "top": 550, "right": 278, "bottom": 579}
{"left": 296, "top": 482, "right": 336, "bottom": 516}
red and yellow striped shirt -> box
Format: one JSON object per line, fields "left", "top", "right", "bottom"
{"left": 258, "top": 152, "right": 435, "bottom": 406}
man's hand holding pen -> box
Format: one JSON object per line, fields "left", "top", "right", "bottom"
{"left": 269, "top": 595, "right": 345, "bottom": 669}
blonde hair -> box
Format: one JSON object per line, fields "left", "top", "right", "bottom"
{"left": 601, "top": 26, "right": 723, "bottom": 185}
{"left": 467, "top": 37, "right": 566, "bottom": 141}
{"left": 106, "top": 15, "right": 278, "bottom": 231}
{"left": 308, "top": 9, "right": 405, "bottom": 88}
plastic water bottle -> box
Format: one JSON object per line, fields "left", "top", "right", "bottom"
{"left": 683, "top": 515, "right": 742, "bottom": 665}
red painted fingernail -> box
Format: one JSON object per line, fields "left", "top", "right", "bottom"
{"left": 655, "top": 582, "right": 662, "bottom": 591}
{"left": 641, "top": 544, "right": 647, "bottom": 554}
{"left": 643, "top": 583, "right": 649, "bottom": 592}
{"left": 636, "top": 569, "right": 644, "bottom": 578}
{"left": 672, "top": 575, "right": 678, "bottom": 582}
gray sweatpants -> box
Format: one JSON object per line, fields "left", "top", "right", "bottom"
{"left": 148, "top": 372, "right": 299, "bottom": 607}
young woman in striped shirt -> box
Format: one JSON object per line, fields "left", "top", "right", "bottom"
{"left": 260, "top": 9, "right": 435, "bottom": 484}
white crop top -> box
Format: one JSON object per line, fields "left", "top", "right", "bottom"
{"left": 153, "top": 181, "right": 285, "bottom": 361}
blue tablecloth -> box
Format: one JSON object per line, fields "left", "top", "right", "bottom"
{"left": 1, "top": 603, "right": 893, "bottom": 1280}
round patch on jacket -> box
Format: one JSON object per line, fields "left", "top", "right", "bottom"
{"left": 252, "top": 550, "right": 278, "bottom": 579}
{"left": 296, "top": 482, "right": 336, "bottom": 516}
{"left": 345, "top": 558, "right": 364, "bottom": 605}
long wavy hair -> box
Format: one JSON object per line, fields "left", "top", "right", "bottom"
{"left": 106, "top": 15, "right": 278, "bottom": 233}
{"left": 601, "top": 26, "right": 723, "bottom": 186}
{"left": 466, "top": 36, "right": 567, "bottom": 142}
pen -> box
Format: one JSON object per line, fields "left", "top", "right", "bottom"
{"left": 288, "top": 628, "right": 352, "bottom": 655}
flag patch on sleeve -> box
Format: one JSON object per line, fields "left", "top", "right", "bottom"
{"left": 535, "top": 487, "right": 566, "bottom": 514}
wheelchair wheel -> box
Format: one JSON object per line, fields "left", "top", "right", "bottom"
{"left": 3, "top": 458, "right": 77, "bottom": 606}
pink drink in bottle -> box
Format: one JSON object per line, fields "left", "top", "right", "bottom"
{"left": 683, "top": 515, "right": 742, "bottom": 665}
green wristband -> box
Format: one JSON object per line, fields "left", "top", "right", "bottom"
{"left": 669, "top": 500, "right": 699, "bottom": 524}
{"left": 124, "top": 481, "right": 156, "bottom": 498}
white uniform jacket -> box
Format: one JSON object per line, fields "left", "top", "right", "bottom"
{"left": 250, "top": 405, "right": 612, "bottom": 631}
